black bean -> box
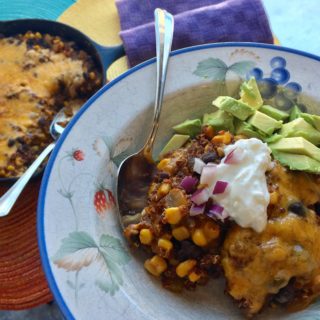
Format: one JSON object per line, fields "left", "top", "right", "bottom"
{"left": 273, "top": 281, "right": 295, "bottom": 304}
{"left": 288, "top": 202, "right": 305, "bottom": 216}
{"left": 37, "top": 117, "right": 47, "bottom": 128}
{"left": 158, "top": 172, "right": 170, "bottom": 181}
{"left": 16, "top": 137, "right": 25, "bottom": 144}
{"left": 26, "top": 38, "right": 37, "bottom": 49}
{"left": 175, "top": 240, "right": 203, "bottom": 261}
{"left": 201, "top": 151, "right": 218, "bottom": 164}
{"left": 7, "top": 139, "right": 15, "bottom": 147}
{"left": 313, "top": 202, "right": 320, "bottom": 215}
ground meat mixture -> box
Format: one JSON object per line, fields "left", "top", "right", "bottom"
{"left": 0, "top": 31, "right": 102, "bottom": 178}
{"left": 124, "top": 127, "right": 320, "bottom": 317}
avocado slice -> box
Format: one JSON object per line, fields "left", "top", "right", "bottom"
{"left": 301, "top": 113, "right": 320, "bottom": 131}
{"left": 235, "top": 120, "right": 266, "bottom": 140}
{"left": 272, "top": 150, "right": 320, "bottom": 174}
{"left": 203, "top": 110, "right": 235, "bottom": 133}
{"left": 212, "top": 96, "right": 255, "bottom": 120}
{"left": 239, "top": 77, "right": 263, "bottom": 109}
{"left": 159, "top": 134, "right": 190, "bottom": 157}
{"left": 265, "top": 134, "right": 283, "bottom": 144}
{"left": 248, "top": 111, "right": 282, "bottom": 135}
{"left": 269, "top": 137, "right": 320, "bottom": 162}
{"left": 280, "top": 118, "right": 320, "bottom": 145}
{"left": 289, "top": 105, "right": 302, "bottom": 121}
{"left": 289, "top": 105, "right": 320, "bottom": 130}
{"left": 259, "top": 105, "right": 289, "bottom": 121}
{"left": 173, "top": 119, "right": 202, "bottom": 137}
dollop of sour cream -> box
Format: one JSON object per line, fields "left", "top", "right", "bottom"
{"left": 210, "top": 138, "right": 272, "bottom": 232}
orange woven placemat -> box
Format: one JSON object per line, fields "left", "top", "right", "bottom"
{"left": 0, "top": 180, "right": 52, "bottom": 310}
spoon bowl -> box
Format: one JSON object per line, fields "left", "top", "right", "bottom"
{"left": 116, "top": 8, "right": 174, "bottom": 228}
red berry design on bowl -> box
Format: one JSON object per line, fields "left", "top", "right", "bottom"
{"left": 94, "top": 190, "right": 108, "bottom": 215}
{"left": 73, "top": 150, "right": 84, "bottom": 161}
{"left": 94, "top": 188, "right": 115, "bottom": 216}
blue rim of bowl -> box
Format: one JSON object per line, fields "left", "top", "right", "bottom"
{"left": 38, "top": 42, "right": 320, "bottom": 320}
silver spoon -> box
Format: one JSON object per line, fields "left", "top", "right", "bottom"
{"left": 116, "top": 8, "right": 174, "bottom": 229}
{"left": 0, "top": 108, "right": 69, "bottom": 217}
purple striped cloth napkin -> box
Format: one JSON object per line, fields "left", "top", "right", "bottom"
{"left": 115, "top": 0, "right": 273, "bottom": 67}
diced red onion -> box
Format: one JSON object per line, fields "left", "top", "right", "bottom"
{"left": 180, "top": 176, "right": 198, "bottom": 193}
{"left": 191, "top": 188, "right": 210, "bottom": 205}
{"left": 207, "top": 204, "right": 229, "bottom": 221}
{"left": 208, "top": 204, "right": 224, "bottom": 215}
{"left": 190, "top": 203, "right": 205, "bottom": 216}
{"left": 212, "top": 180, "right": 228, "bottom": 195}
{"left": 200, "top": 163, "right": 217, "bottom": 186}
{"left": 224, "top": 147, "right": 244, "bottom": 164}
{"left": 193, "top": 157, "right": 205, "bottom": 174}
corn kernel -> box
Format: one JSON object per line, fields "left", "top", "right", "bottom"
{"left": 164, "top": 207, "right": 183, "bottom": 224}
{"left": 204, "top": 144, "right": 212, "bottom": 153}
{"left": 15, "top": 157, "right": 23, "bottom": 167}
{"left": 7, "top": 165, "right": 15, "bottom": 171}
{"left": 203, "top": 221, "right": 220, "bottom": 241}
{"left": 217, "top": 147, "right": 224, "bottom": 157}
{"left": 172, "top": 226, "right": 190, "bottom": 241}
{"left": 269, "top": 191, "right": 279, "bottom": 205}
{"left": 158, "top": 238, "right": 173, "bottom": 252}
{"left": 148, "top": 182, "right": 157, "bottom": 196}
{"left": 176, "top": 259, "right": 197, "bottom": 278}
{"left": 157, "top": 158, "right": 170, "bottom": 171}
{"left": 144, "top": 255, "right": 167, "bottom": 276}
{"left": 212, "top": 132, "right": 232, "bottom": 144}
{"left": 139, "top": 229, "right": 153, "bottom": 245}
{"left": 222, "top": 132, "right": 232, "bottom": 144}
{"left": 203, "top": 126, "right": 215, "bottom": 139}
{"left": 158, "top": 183, "right": 171, "bottom": 197}
{"left": 188, "top": 271, "right": 201, "bottom": 282}
{"left": 192, "top": 228, "right": 208, "bottom": 247}
{"left": 211, "top": 135, "right": 225, "bottom": 144}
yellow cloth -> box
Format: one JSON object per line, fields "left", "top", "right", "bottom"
{"left": 58, "top": 0, "right": 127, "bottom": 80}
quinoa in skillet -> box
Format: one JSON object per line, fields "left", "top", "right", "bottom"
{"left": 0, "top": 31, "right": 102, "bottom": 178}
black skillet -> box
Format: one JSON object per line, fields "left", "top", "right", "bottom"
{"left": 0, "top": 19, "right": 125, "bottom": 183}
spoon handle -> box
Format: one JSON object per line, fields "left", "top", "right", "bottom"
{"left": 143, "top": 8, "right": 174, "bottom": 160}
{"left": 0, "top": 142, "right": 55, "bottom": 217}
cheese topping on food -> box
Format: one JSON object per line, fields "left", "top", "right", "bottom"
{"left": 0, "top": 40, "right": 83, "bottom": 167}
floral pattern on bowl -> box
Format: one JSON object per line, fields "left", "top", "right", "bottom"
{"left": 39, "top": 43, "right": 320, "bottom": 320}
{"left": 52, "top": 144, "right": 130, "bottom": 300}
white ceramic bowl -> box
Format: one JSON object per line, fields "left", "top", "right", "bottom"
{"left": 38, "top": 43, "right": 320, "bottom": 320}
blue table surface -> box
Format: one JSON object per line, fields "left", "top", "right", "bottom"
{"left": 0, "top": 0, "right": 319, "bottom": 319}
